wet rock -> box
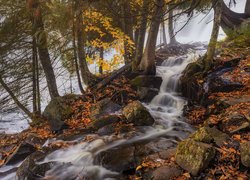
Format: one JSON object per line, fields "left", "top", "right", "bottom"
{"left": 5, "top": 142, "right": 37, "bottom": 165}
{"left": 240, "top": 141, "right": 250, "bottom": 167}
{"left": 122, "top": 101, "right": 154, "bottom": 126}
{"left": 159, "top": 148, "right": 176, "bottom": 160}
{"left": 175, "top": 139, "right": 216, "bottom": 176}
{"left": 138, "top": 87, "right": 159, "bottom": 102}
{"left": 97, "top": 124, "right": 115, "bottom": 136}
{"left": 43, "top": 94, "right": 83, "bottom": 132}
{"left": 191, "top": 126, "right": 230, "bottom": 147}
{"left": 152, "top": 166, "right": 182, "bottom": 180}
{"left": 16, "top": 150, "right": 52, "bottom": 180}
{"left": 90, "top": 98, "right": 121, "bottom": 122}
{"left": 221, "top": 114, "right": 250, "bottom": 134}
{"left": 96, "top": 146, "right": 136, "bottom": 173}
{"left": 88, "top": 114, "right": 121, "bottom": 131}
{"left": 130, "top": 75, "right": 162, "bottom": 89}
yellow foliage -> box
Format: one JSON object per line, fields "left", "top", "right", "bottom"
{"left": 83, "top": 8, "right": 135, "bottom": 72}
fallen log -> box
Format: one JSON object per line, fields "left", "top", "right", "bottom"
{"left": 90, "top": 62, "right": 132, "bottom": 92}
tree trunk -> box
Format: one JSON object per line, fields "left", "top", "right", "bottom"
{"left": 245, "top": 0, "right": 250, "bottom": 14}
{"left": 133, "top": 0, "right": 150, "bottom": 71}
{"left": 220, "top": 0, "right": 250, "bottom": 35}
{"left": 99, "top": 47, "right": 104, "bottom": 74}
{"left": 32, "top": 38, "right": 38, "bottom": 113}
{"left": 28, "top": 0, "right": 59, "bottom": 99}
{"left": 121, "top": 0, "right": 134, "bottom": 64}
{"left": 168, "top": 8, "right": 178, "bottom": 45}
{"left": 140, "top": 0, "right": 164, "bottom": 75}
{"left": 72, "top": 4, "right": 85, "bottom": 94}
{"left": 0, "top": 75, "right": 33, "bottom": 119}
{"left": 75, "top": 0, "right": 94, "bottom": 86}
{"left": 205, "top": 0, "right": 222, "bottom": 71}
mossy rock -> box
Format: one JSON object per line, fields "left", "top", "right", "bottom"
{"left": 130, "top": 75, "right": 162, "bottom": 89}
{"left": 190, "top": 126, "right": 230, "bottom": 147}
{"left": 122, "top": 101, "right": 154, "bottom": 126}
{"left": 240, "top": 141, "right": 250, "bottom": 167}
{"left": 43, "top": 95, "right": 83, "bottom": 132}
{"left": 175, "top": 139, "right": 216, "bottom": 176}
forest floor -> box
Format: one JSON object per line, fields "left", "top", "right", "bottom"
{"left": 0, "top": 43, "right": 249, "bottom": 179}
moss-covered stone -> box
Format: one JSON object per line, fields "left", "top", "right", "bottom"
{"left": 191, "top": 126, "right": 229, "bottom": 147}
{"left": 130, "top": 75, "right": 162, "bottom": 89}
{"left": 175, "top": 139, "right": 216, "bottom": 176}
{"left": 122, "top": 101, "right": 154, "bottom": 126}
{"left": 43, "top": 94, "right": 83, "bottom": 132}
{"left": 240, "top": 141, "right": 250, "bottom": 167}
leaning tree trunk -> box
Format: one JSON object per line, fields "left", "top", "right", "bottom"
{"left": 204, "top": 0, "right": 222, "bottom": 72}
{"left": 75, "top": 0, "right": 94, "bottom": 86}
{"left": 133, "top": 0, "right": 150, "bottom": 71}
{"left": 168, "top": 8, "right": 178, "bottom": 45}
{"left": 245, "top": 0, "right": 250, "bottom": 14}
{"left": 140, "top": 0, "right": 164, "bottom": 75}
{"left": 28, "top": 0, "right": 59, "bottom": 99}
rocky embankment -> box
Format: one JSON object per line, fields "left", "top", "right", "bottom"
{"left": 175, "top": 47, "right": 250, "bottom": 179}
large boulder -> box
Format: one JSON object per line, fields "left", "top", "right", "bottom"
{"left": 137, "top": 87, "right": 159, "bottom": 102}
{"left": 95, "top": 146, "right": 136, "bottom": 173}
{"left": 240, "top": 141, "right": 250, "bottom": 167}
{"left": 16, "top": 150, "right": 52, "bottom": 180}
{"left": 175, "top": 139, "right": 216, "bottom": 176}
{"left": 88, "top": 114, "right": 120, "bottom": 131}
{"left": 43, "top": 94, "right": 83, "bottom": 132}
{"left": 90, "top": 98, "right": 121, "bottom": 121}
{"left": 122, "top": 101, "right": 154, "bottom": 126}
{"left": 130, "top": 75, "right": 162, "bottom": 89}
{"left": 89, "top": 98, "right": 122, "bottom": 131}
{"left": 191, "top": 126, "right": 230, "bottom": 147}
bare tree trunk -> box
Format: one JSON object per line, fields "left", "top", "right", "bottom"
{"left": 32, "top": 38, "right": 38, "bottom": 113}
{"left": 36, "top": 56, "right": 41, "bottom": 114}
{"left": 133, "top": 0, "right": 150, "bottom": 71}
{"left": 0, "top": 75, "right": 33, "bottom": 119}
{"left": 76, "top": 0, "right": 94, "bottom": 86}
{"left": 140, "top": 0, "right": 164, "bottom": 75}
{"left": 99, "top": 47, "right": 104, "bottom": 74}
{"left": 168, "top": 8, "right": 178, "bottom": 45}
{"left": 72, "top": 4, "right": 85, "bottom": 94}
{"left": 205, "top": 0, "right": 222, "bottom": 71}
{"left": 245, "top": 0, "right": 250, "bottom": 14}
{"left": 28, "top": 0, "right": 59, "bottom": 99}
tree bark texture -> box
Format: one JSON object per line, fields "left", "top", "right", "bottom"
{"left": 140, "top": 0, "right": 164, "bottom": 75}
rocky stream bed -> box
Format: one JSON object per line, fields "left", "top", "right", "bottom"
{"left": 0, "top": 44, "right": 249, "bottom": 180}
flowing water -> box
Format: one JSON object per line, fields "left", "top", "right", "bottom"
{"left": 0, "top": 45, "right": 206, "bottom": 180}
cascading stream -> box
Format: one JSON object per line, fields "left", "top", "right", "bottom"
{"left": 0, "top": 46, "right": 206, "bottom": 180}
